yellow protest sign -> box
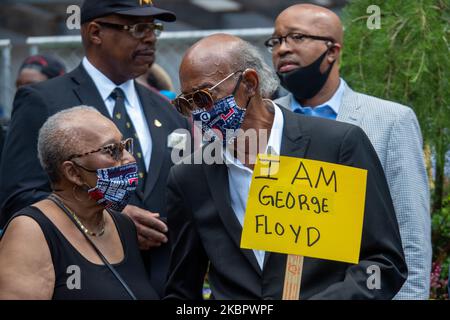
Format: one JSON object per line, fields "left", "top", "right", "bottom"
{"left": 240, "top": 154, "right": 367, "bottom": 264}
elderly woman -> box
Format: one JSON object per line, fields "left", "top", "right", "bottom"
{"left": 0, "top": 106, "right": 157, "bottom": 300}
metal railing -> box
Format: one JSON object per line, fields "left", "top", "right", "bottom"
{"left": 0, "top": 39, "right": 12, "bottom": 117}
{"left": 26, "top": 28, "right": 273, "bottom": 92}
{"left": 0, "top": 28, "right": 273, "bottom": 118}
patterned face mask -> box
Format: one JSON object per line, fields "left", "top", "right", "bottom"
{"left": 192, "top": 95, "right": 249, "bottom": 146}
{"left": 87, "top": 162, "right": 139, "bottom": 212}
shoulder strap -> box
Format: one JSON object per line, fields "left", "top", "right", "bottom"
{"left": 47, "top": 194, "right": 137, "bottom": 300}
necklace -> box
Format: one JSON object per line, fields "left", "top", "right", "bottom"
{"left": 53, "top": 194, "right": 106, "bottom": 237}
{"left": 69, "top": 208, "right": 106, "bottom": 237}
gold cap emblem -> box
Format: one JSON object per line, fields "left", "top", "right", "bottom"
{"left": 139, "top": 0, "right": 153, "bottom": 5}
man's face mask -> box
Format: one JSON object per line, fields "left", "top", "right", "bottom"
{"left": 277, "top": 47, "right": 335, "bottom": 101}
{"left": 192, "top": 94, "right": 249, "bottom": 145}
{"left": 190, "top": 72, "right": 251, "bottom": 145}
{"left": 78, "top": 162, "right": 139, "bottom": 212}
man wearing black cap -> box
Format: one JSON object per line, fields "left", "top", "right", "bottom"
{"left": 0, "top": 0, "right": 187, "bottom": 296}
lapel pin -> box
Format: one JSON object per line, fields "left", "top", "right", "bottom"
{"left": 154, "top": 119, "right": 162, "bottom": 127}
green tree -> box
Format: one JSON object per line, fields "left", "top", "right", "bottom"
{"left": 341, "top": 0, "right": 449, "bottom": 299}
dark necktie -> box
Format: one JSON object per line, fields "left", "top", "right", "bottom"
{"left": 110, "top": 87, "right": 147, "bottom": 192}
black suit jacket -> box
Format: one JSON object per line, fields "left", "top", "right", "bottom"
{"left": 0, "top": 124, "right": 5, "bottom": 160}
{"left": 164, "top": 107, "right": 407, "bottom": 300}
{"left": 0, "top": 64, "right": 190, "bottom": 296}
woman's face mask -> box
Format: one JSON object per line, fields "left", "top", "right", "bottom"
{"left": 83, "top": 162, "right": 139, "bottom": 212}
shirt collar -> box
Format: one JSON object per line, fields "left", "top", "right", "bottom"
{"left": 291, "top": 78, "right": 346, "bottom": 115}
{"left": 265, "top": 100, "right": 283, "bottom": 156}
{"left": 82, "top": 57, "right": 137, "bottom": 107}
{"left": 224, "top": 100, "right": 284, "bottom": 171}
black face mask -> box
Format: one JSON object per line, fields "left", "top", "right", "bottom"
{"left": 277, "top": 48, "right": 335, "bottom": 101}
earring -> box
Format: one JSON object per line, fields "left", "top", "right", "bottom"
{"left": 72, "top": 184, "right": 91, "bottom": 203}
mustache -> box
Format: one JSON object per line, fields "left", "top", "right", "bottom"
{"left": 277, "top": 58, "right": 300, "bottom": 70}
{"left": 132, "top": 48, "right": 155, "bottom": 58}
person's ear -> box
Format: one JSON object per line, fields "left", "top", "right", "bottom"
{"left": 241, "top": 69, "right": 259, "bottom": 97}
{"left": 85, "top": 21, "right": 103, "bottom": 46}
{"left": 327, "top": 43, "right": 341, "bottom": 64}
{"left": 60, "top": 161, "right": 85, "bottom": 187}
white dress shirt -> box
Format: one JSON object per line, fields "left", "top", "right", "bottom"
{"left": 82, "top": 57, "right": 152, "bottom": 170}
{"left": 224, "top": 100, "right": 284, "bottom": 270}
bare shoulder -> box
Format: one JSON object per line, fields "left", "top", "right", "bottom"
{"left": 0, "top": 209, "right": 55, "bottom": 299}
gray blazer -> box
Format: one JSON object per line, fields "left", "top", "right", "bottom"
{"left": 275, "top": 84, "right": 431, "bottom": 300}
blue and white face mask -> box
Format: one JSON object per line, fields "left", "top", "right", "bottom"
{"left": 87, "top": 162, "right": 139, "bottom": 212}
{"left": 192, "top": 95, "right": 247, "bottom": 145}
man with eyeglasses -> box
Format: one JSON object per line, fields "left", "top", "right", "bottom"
{"left": 269, "top": 4, "right": 431, "bottom": 300}
{"left": 0, "top": 0, "right": 190, "bottom": 297}
{"left": 164, "top": 33, "right": 406, "bottom": 300}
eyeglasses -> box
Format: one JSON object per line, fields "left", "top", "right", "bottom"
{"left": 172, "top": 70, "right": 244, "bottom": 117}
{"left": 264, "top": 33, "right": 335, "bottom": 52}
{"left": 95, "top": 21, "right": 164, "bottom": 39}
{"left": 67, "top": 138, "right": 134, "bottom": 162}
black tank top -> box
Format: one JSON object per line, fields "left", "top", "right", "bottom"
{"left": 3, "top": 206, "right": 158, "bottom": 300}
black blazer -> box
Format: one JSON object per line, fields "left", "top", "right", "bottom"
{"left": 0, "top": 64, "right": 190, "bottom": 296}
{"left": 164, "top": 107, "right": 407, "bottom": 300}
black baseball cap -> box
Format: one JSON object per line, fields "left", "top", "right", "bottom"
{"left": 81, "top": 0, "right": 177, "bottom": 24}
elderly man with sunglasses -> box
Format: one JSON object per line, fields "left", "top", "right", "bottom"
{"left": 0, "top": 0, "right": 190, "bottom": 297}
{"left": 164, "top": 33, "right": 407, "bottom": 300}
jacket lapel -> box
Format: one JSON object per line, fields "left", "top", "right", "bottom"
{"left": 336, "top": 85, "right": 363, "bottom": 126}
{"left": 274, "top": 94, "right": 293, "bottom": 111}
{"left": 278, "top": 86, "right": 364, "bottom": 127}
{"left": 278, "top": 107, "right": 311, "bottom": 158}
{"left": 203, "top": 107, "right": 312, "bottom": 274}
{"left": 263, "top": 106, "right": 311, "bottom": 269}
{"left": 135, "top": 84, "right": 167, "bottom": 199}
{"left": 72, "top": 66, "right": 166, "bottom": 199}
{"left": 203, "top": 149, "right": 263, "bottom": 276}
{"left": 70, "top": 64, "right": 109, "bottom": 118}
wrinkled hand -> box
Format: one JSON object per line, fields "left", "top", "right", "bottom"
{"left": 123, "top": 205, "right": 168, "bottom": 250}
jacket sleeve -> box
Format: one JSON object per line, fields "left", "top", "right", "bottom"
{"left": 386, "top": 108, "right": 431, "bottom": 299}
{"left": 0, "top": 86, "right": 51, "bottom": 227}
{"left": 163, "top": 167, "right": 208, "bottom": 300}
{"left": 309, "top": 125, "right": 408, "bottom": 299}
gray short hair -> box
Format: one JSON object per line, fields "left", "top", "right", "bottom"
{"left": 37, "top": 106, "right": 100, "bottom": 184}
{"left": 232, "top": 40, "right": 279, "bottom": 98}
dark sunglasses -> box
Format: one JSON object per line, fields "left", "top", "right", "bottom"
{"left": 172, "top": 70, "right": 244, "bottom": 117}
{"left": 95, "top": 21, "right": 164, "bottom": 39}
{"left": 67, "top": 138, "right": 134, "bottom": 162}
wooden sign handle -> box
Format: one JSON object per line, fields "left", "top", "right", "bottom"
{"left": 282, "top": 254, "right": 304, "bottom": 300}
